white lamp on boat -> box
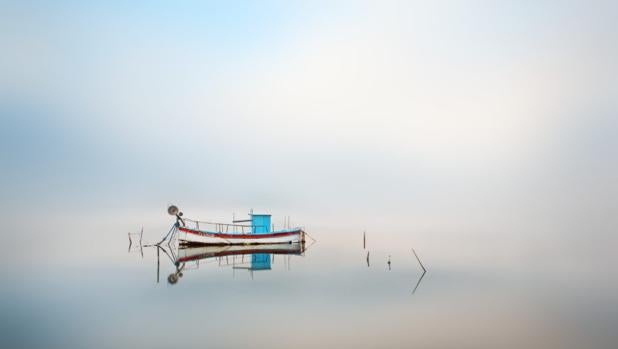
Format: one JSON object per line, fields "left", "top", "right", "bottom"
{"left": 167, "top": 205, "right": 185, "bottom": 226}
{"left": 168, "top": 205, "right": 179, "bottom": 215}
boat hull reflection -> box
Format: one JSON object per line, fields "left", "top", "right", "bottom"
{"left": 177, "top": 243, "right": 304, "bottom": 263}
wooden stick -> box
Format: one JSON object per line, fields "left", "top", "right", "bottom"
{"left": 412, "top": 248, "right": 426, "bottom": 272}
{"left": 363, "top": 231, "right": 366, "bottom": 249}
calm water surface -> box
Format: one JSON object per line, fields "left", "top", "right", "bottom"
{"left": 1, "top": 214, "right": 617, "bottom": 349}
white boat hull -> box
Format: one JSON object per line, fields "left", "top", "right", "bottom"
{"left": 177, "top": 226, "right": 304, "bottom": 246}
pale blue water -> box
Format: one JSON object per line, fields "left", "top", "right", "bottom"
{"left": 1, "top": 214, "right": 616, "bottom": 349}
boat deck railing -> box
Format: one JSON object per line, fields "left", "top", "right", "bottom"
{"left": 182, "top": 218, "right": 267, "bottom": 234}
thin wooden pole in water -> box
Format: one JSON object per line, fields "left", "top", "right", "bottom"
{"left": 363, "top": 231, "right": 366, "bottom": 249}
{"left": 412, "top": 248, "right": 426, "bottom": 273}
{"left": 412, "top": 248, "right": 427, "bottom": 294}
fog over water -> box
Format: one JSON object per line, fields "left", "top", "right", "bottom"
{"left": 1, "top": 1, "right": 617, "bottom": 348}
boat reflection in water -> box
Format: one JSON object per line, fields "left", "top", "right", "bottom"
{"left": 166, "top": 243, "right": 306, "bottom": 284}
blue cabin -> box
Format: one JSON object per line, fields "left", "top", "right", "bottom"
{"left": 251, "top": 214, "right": 271, "bottom": 234}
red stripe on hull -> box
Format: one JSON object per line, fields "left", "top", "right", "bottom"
{"left": 178, "top": 227, "right": 302, "bottom": 240}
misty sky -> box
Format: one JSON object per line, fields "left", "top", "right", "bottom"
{"left": 1, "top": 1, "right": 616, "bottom": 234}
{"left": 2, "top": 5, "right": 618, "bottom": 349}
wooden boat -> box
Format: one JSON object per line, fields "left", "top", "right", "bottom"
{"left": 177, "top": 226, "right": 305, "bottom": 246}
{"left": 168, "top": 205, "right": 306, "bottom": 246}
